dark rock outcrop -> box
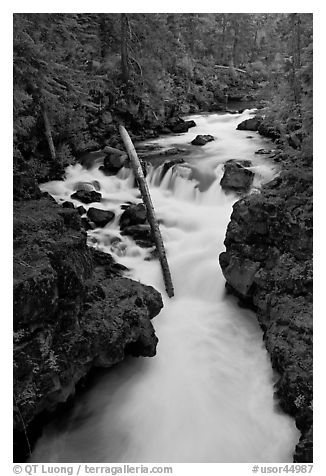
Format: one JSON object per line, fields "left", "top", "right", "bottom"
{"left": 258, "top": 122, "right": 281, "bottom": 140}
{"left": 87, "top": 208, "right": 115, "bottom": 227}
{"left": 81, "top": 216, "right": 94, "bottom": 230}
{"left": 166, "top": 117, "right": 196, "bottom": 133}
{"left": 185, "top": 120, "right": 196, "bottom": 129}
{"left": 119, "top": 203, "right": 154, "bottom": 248}
{"left": 13, "top": 199, "right": 163, "bottom": 456}
{"left": 171, "top": 120, "right": 196, "bottom": 133}
{"left": 120, "top": 203, "right": 147, "bottom": 229}
{"left": 191, "top": 134, "right": 215, "bottom": 146}
{"left": 236, "top": 117, "right": 261, "bottom": 131}
{"left": 219, "top": 163, "right": 313, "bottom": 462}
{"left": 77, "top": 205, "right": 86, "bottom": 215}
{"left": 220, "top": 160, "right": 254, "bottom": 193}
{"left": 99, "top": 148, "right": 128, "bottom": 175}
{"left": 62, "top": 201, "right": 75, "bottom": 209}
{"left": 237, "top": 117, "right": 281, "bottom": 141}
{"left": 121, "top": 224, "right": 154, "bottom": 248}
{"left": 170, "top": 123, "right": 189, "bottom": 133}
{"left": 70, "top": 190, "right": 102, "bottom": 204}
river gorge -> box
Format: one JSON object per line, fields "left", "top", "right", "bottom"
{"left": 24, "top": 110, "right": 301, "bottom": 463}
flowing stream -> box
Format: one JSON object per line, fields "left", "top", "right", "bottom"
{"left": 32, "top": 111, "right": 299, "bottom": 463}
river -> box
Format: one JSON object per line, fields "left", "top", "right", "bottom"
{"left": 32, "top": 110, "right": 299, "bottom": 463}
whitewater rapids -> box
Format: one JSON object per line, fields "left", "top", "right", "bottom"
{"left": 32, "top": 110, "right": 299, "bottom": 463}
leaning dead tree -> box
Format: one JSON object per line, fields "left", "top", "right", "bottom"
{"left": 119, "top": 125, "right": 174, "bottom": 298}
{"left": 41, "top": 104, "right": 56, "bottom": 161}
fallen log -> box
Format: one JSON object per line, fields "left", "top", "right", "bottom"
{"left": 214, "top": 64, "right": 247, "bottom": 74}
{"left": 119, "top": 125, "right": 174, "bottom": 298}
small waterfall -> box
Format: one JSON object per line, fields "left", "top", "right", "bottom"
{"left": 32, "top": 111, "right": 298, "bottom": 463}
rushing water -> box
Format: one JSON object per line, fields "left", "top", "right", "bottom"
{"left": 33, "top": 111, "right": 299, "bottom": 463}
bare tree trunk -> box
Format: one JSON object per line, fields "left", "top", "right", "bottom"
{"left": 214, "top": 65, "right": 247, "bottom": 74}
{"left": 231, "top": 27, "right": 239, "bottom": 68}
{"left": 41, "top": 104, "right": 56, "bottom": 161}
{"left": 119, "top": 125, "right": 174, "bottom": 298}
{"left": 120, "top": 13, "right": 129, "bottom": 84}
{"left": 221, "top": 14, "right": 227, "bottom": 64}
{"left": 291, "top": 13, "right": 302, "bottom": 109}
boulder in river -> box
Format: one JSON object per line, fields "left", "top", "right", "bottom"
{"left": 220, "top": 160, "right": 254, "bottom": 192}
{"left": 74, "top": 182, "right": 93, "bottom": 192}
{"left": 191, "top": 134, "right": 215, "bottom": 146}
{"left": 166, "top": 117, "right": 196, "bottom": 133}
{"left": 255, "top": 148, "right": 275, "bottom": 155}
{"left": 62, "top": 201, "right": 75, "bottom": 209}
{"left": 99, "top": 148, "right": 128, "bottom": 175}
{"left": 76, "top": 205, "right": 87, "bottom": 215}
{"left": 73, "top": 180, "right": 101, "bottom": 192}
{"left": 236, "top": 117, "right": 262, "bottom": 131}
{"left": 120, "top": 203, "right": 147, "bottom": 229}
{"left": 81, "top": 216, "right": 94, "bottom": 230}
{"left": 121, "top": 224, "right": 154, "bottom": 248}
{"left": 119, "top": 203, "right": 155, "bottom": 248}
{"left": 171, "top": 120, "right": 196, "bottom": 133}
{"left": 226, "top": 159, "right": 252, "bottom": 167}
{"left": 171, "top": 122, "right": 190, "bottom": 133}
{"left": 71, "top": 190, "right": 102, "bottom": 204}
{"left": 87, "top": 208, "right": 115, "bottom": 227}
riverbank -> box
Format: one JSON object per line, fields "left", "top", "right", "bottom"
{"left": 219, "top": 127, "right": 313, "bottom": 461}
{"left": 13, "top": 197, "right": 163, "bottom": 461}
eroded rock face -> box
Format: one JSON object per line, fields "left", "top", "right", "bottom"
{"left": 219, "top": 253, "right": 260, "bottom": 297}
{"left": 219, "top": 165, "right": 313, "bottom": 462}
{"left": 13, "top": 199, "right": 163, "bottom": 454}
{"left": 220, "top": 160, "right": 254, "bottom": 193}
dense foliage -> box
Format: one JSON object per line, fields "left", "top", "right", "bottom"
{"left": 13, "top": 13, "right": 312, "bottom": 178}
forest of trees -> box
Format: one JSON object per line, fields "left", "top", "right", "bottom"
{"left": 13, "top": 13, "right": 312, "bottom": 180}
